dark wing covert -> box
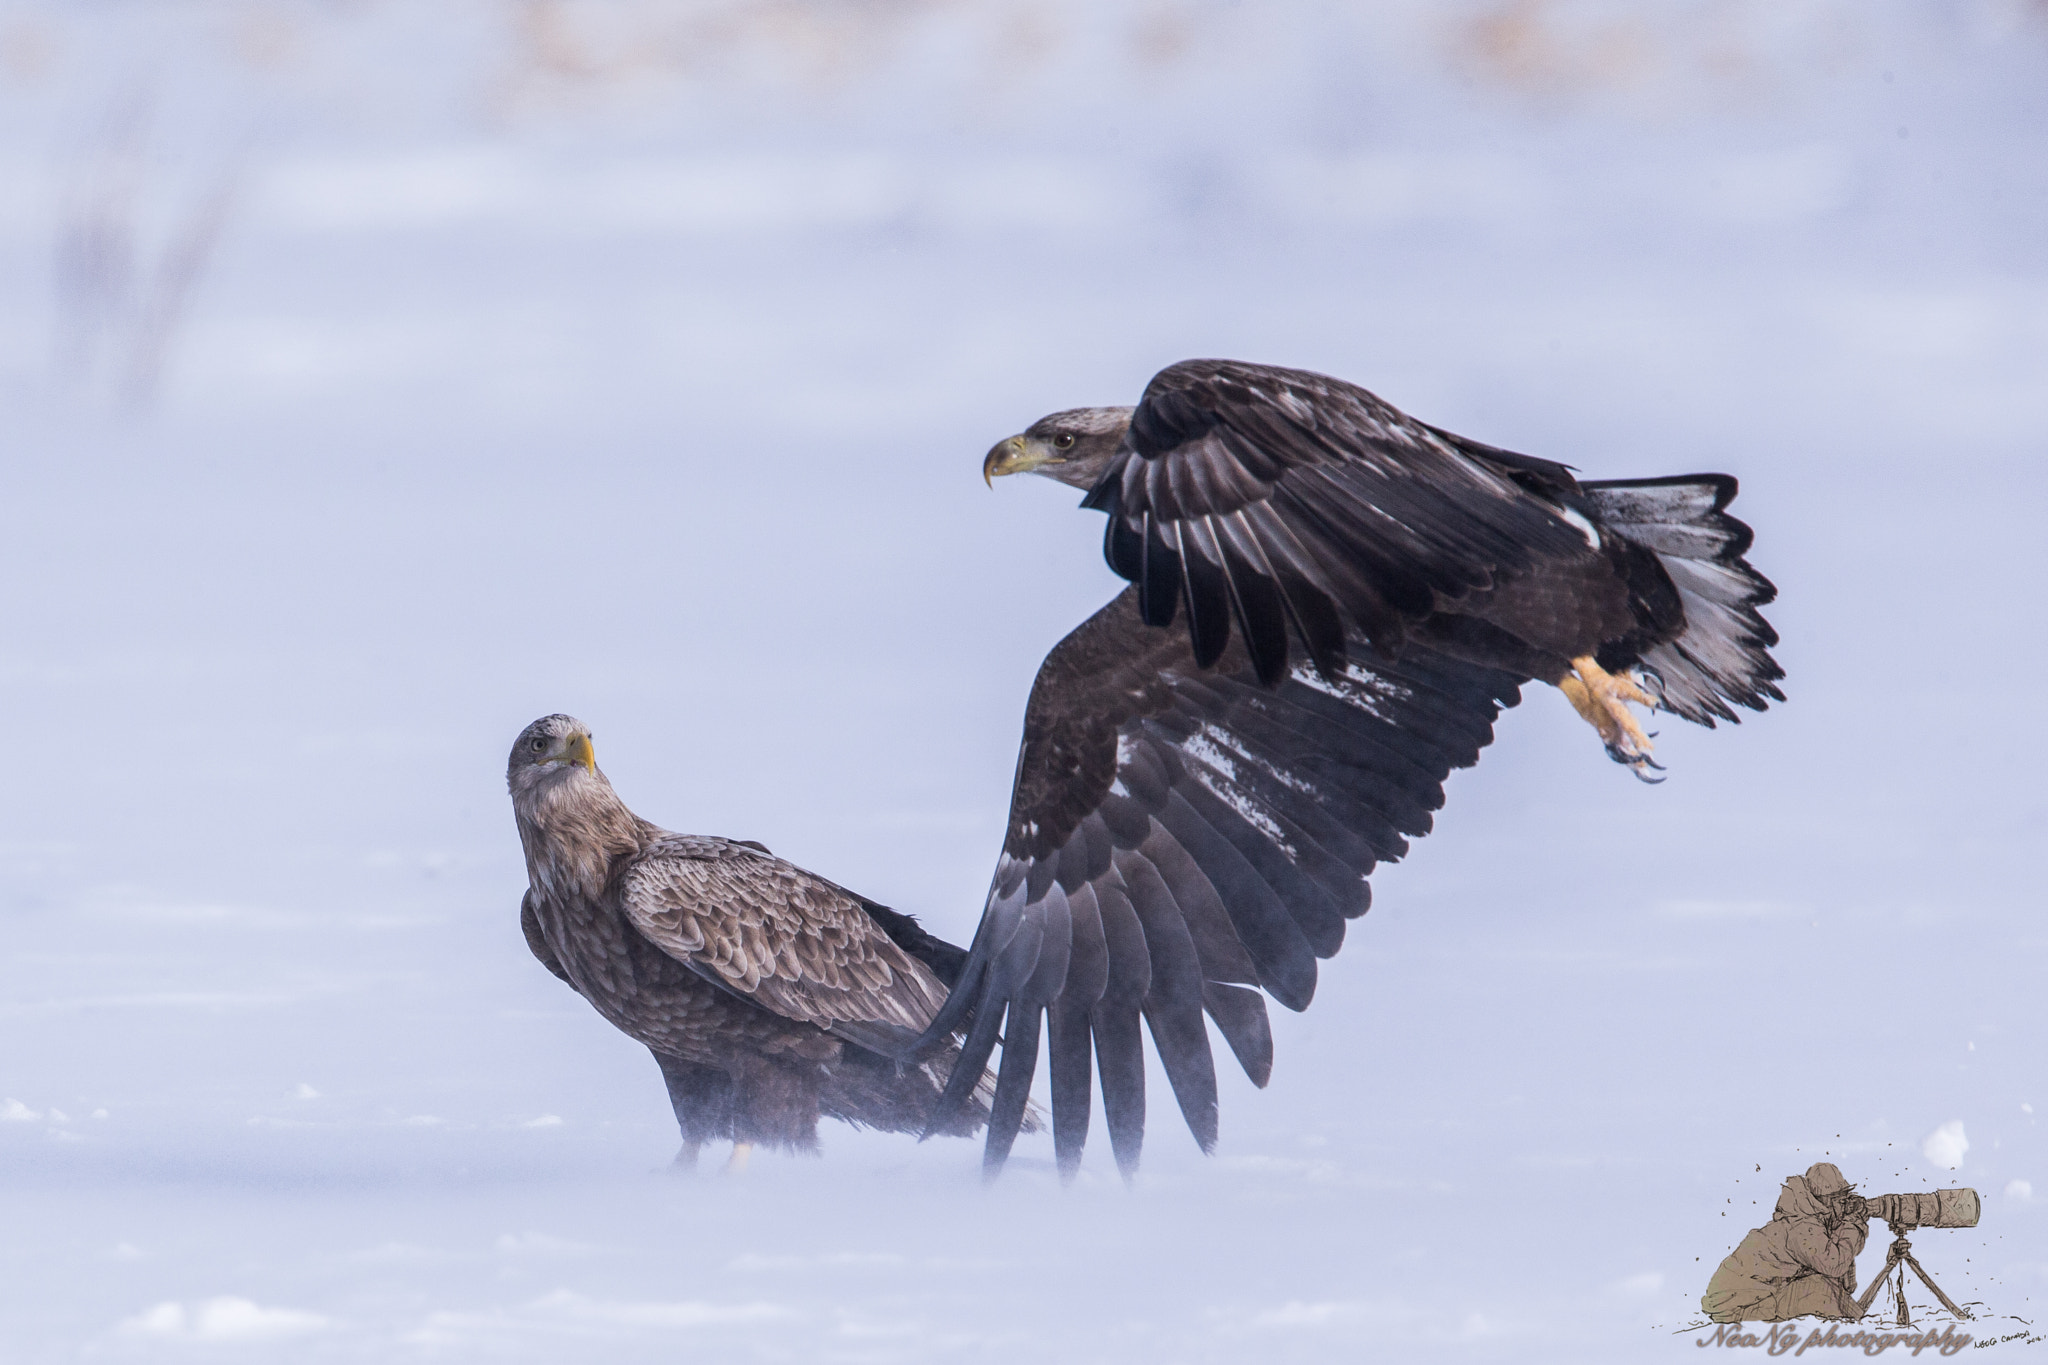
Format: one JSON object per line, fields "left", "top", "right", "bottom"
{"left": 1085, "top": 359, "right": 1593, "bottom": 685}
{"left": 913, "top": 587, "right": 1525, "bottom": 1179}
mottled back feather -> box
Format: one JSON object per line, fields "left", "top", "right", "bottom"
{"left": 619, "top": 836, "right": 951, "bottom": 1058}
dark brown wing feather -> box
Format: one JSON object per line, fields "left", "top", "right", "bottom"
{"left": 1084, "top": 359, "right": 1594, "bottom": 683}
{"left": 913, "top": 587, "right": 1525, "bottom": 1178}
{"left": 618, "top": 839, "right": 952, "bottom": 1058}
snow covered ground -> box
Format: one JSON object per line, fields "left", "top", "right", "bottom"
{"left": 1, "top": 3, "right": 2043, "bottom": 1360}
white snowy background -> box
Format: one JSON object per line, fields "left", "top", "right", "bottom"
{"left": 0, "top": 2, "right": 2043, "bottom": 1360}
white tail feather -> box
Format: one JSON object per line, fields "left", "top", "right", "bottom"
{"left": 1583, "top": 476, "right": 1783, "bottom": 726}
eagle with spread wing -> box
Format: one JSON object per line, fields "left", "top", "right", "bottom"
{"left": 508, "top": 714, "right": 1017, "bottom": 1168}
{"left": 910, "top": 358, "right": 1782, "bottom": 1179}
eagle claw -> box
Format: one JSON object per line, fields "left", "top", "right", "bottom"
{"left": 1561, "top": 656, "right": 1666, "bottom": 781}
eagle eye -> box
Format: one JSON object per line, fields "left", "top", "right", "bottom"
{"left": 530, "top": 737, "right": 548, "bottom": 753}
{"left": 1053, "top": 433, "right": 1077, "bottom": 450}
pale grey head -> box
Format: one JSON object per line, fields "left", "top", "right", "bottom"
{"left": 982, "top": 405, "right": 1135, "bottom": 492}
{"left": 507, "top": 713, "right": 601, "bottom": 796}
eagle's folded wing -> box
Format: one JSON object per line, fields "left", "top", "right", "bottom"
{"left": 619, "top": 840, "right": 951, "bottom": 1058}
{"left": 520, "top": 890, "right": 574, "bottom": 985}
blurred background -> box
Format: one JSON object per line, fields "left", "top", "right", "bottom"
{"left": 1, "top": 2, "right": 2043, "bottom": 1360}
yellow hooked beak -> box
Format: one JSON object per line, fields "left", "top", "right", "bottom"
{"left": 982, "top": 434, "right": 1060, "bottom": 487}
{"left": 561, "top": 733, "right": 596, "bottom": 771}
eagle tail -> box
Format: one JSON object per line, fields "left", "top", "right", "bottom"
{"left": 820, "top": 1041, "right": 1041, "bottom": 1139}
{"left": 1581, "top": 475, "right": 1785, "bottom": 726}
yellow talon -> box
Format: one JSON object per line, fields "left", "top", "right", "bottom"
{"left": 1560, "top": 656, "right": 1664, "bottom": 781}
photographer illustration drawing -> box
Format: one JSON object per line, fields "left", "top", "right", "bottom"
{"left": 1703, "top": 1163, "right": 1980, "bottom": 1324}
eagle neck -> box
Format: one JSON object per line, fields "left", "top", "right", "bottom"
{"left": 515, "top": 771, "right": 648, "bottom": 905}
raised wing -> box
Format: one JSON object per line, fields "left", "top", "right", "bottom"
{"left": 619, "top": 839, "right": 951, "bottom": 1057}
{"left": 1086, "top": 359, "right": 1593, "bottom": 685}
{"left": 914, "top": 587, "right": 1525, "bottom": 1179}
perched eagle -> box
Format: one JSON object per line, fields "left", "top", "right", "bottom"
{"left": 508, "top": 714, "right": 1016, "bottom": 1168}
{"left": 909, "top": 358, "right": 1782, "bottom": 1180}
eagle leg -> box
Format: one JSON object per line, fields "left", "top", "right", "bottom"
{"left": 723, "top": 1141, "right": 754, "bottom": 1175}
{"left": 1557, "top": 656, "right": 1666, "bottom": 783}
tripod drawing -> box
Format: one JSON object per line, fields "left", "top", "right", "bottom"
{"left": 1854, "top": 1222, "right": 1970, "bottom": 1322}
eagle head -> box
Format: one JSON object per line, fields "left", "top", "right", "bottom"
{"left": 508, "top": 713, "right": 602, "bottom": 802}
{"left": 983, "top": 406, "right": 1133, "bottom": 492}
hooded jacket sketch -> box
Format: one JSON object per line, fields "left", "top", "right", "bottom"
{"left": 1703, "top": 1162, "right": 1870, "bottom": 1323}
